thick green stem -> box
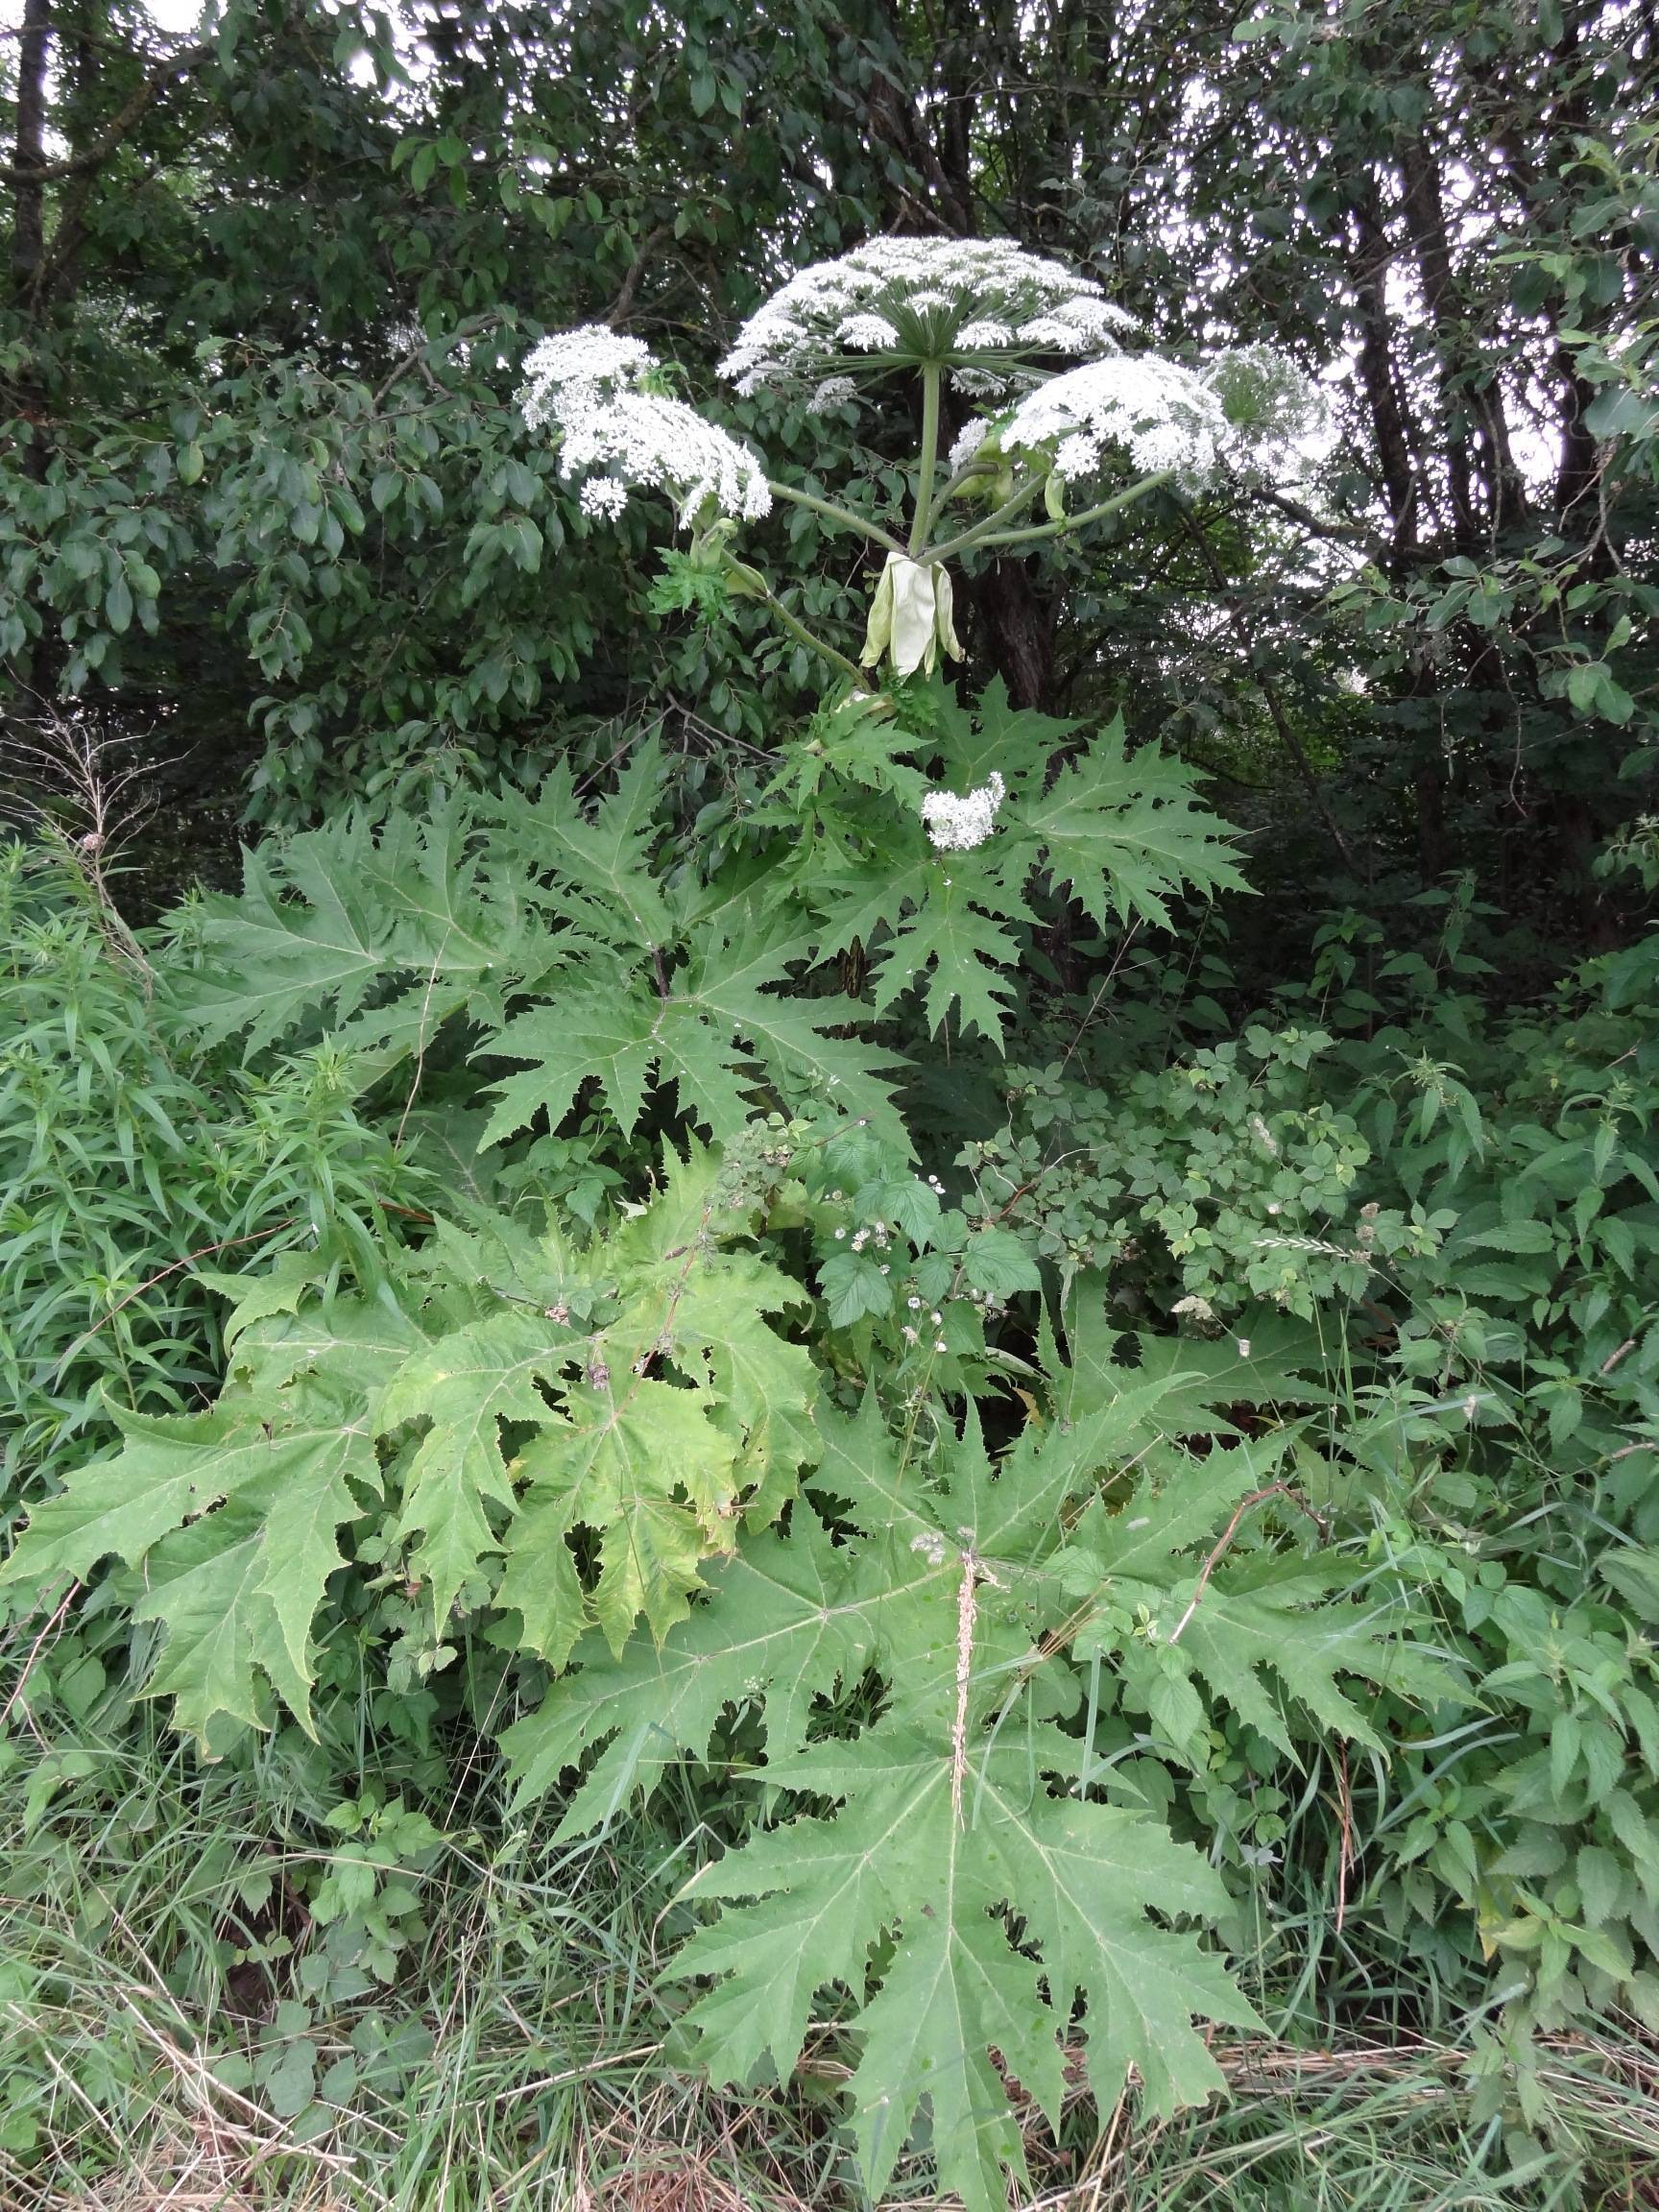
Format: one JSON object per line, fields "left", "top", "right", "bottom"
{"left": 909, "top": 364, "right": 942, "bottom": 555}
{"left": 925, "top": 475, "right": 1046, "bottom": 562}
{"left": 929, "top": 452, "right": 1002, "bottom": 516}
{"left": 726, "top": 556, "right": 862, "bottom": 685}
{"left": 767, "top": 480, "right": 904, "bottom": 555}
{"left": 971, "top": 469, "right": 1176, "bottom": 552}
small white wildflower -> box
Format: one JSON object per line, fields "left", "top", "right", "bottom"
{"left": 1250, "top": 1114, "right": 1281, "bottom": 1157}
{"left": 907, "top": 1295, "right": 922, "bottom": 1310}
{"left": 930, "top": 1310, "right": 943, "bottom": 1325}
{"left": 902, "top": 1324, "right": 919, "bottom": 1343}
{"left": 1171, "top": 1294, "right": 1215, "bottom": 1322}
{"left": 934, "top": 1338, "right": 948, "bottom": 1353}
{"left": 517, "top": 326, "right": 653, "bottom": 425}
{"left": 718, "top": 237, "right": 1132, "bottom": 402}
{"left": 950, "top": 364, "right": 1015, "bottom": 398}
{"left": 839, "top": 311, "right": 902, "bottom": 350}
{"left": 947, "top": 418, "right": 992, "bottom": 475}
{"left": 517, "top": 325, "right": 770, "bottom": 528}
{"left": 807, "top": 374, "right": 857, "bottom": 413}
{"left": 834, "top": 1226, "right": 846, "bottom": 1239}
{"left": 1016, "top": 312, "right": 1093, "bottom": 351}
{"left": 1237, "top": 1337, "right": 1252, "bottom": 1359}
{"left": 921, "top": 770, "right": 1006, "bottom": 854}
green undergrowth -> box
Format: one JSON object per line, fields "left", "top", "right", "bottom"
{"left": 5, "top": 727, "right": 1659, "bottom": 2211}
{"left": 3, "top": 1702, "right": 1656, "bottom": 2212}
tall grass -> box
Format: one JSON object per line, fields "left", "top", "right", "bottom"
{"left": 4, "top": 1695, "right": 1654, "bottom": 2212}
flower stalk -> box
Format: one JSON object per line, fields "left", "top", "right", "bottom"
{"left": 909, "top": 363, "right": 942, "bottom": 556}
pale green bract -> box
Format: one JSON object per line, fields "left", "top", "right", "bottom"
{"left": 859, "top": 551, "right": 962, "bottom": 678}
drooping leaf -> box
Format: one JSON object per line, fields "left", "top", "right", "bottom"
{"left": 0, "top": 1382, "right": 376, "bottom": 1736}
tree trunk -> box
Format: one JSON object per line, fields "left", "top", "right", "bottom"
{"left": 970, "top": 559, "right": 1052, "bottom": 709}
{"left": 12, "top": 0, "right": 53, "bottom": 307}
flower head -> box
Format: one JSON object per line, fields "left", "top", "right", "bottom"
{"left": 517, "top": 324, "right": 771, "bottom": 527}
{"left": 921, "top": 771, "right": 1006, "bottom": 853}
{"left": 720, "top": 237, "right": 1133, "bottom": 403}
{"left": 1002, "top": 354, "right": 1232, "bottom": 489}
{"left": 1203, "top": 343, "right": 1333, "bottom": 480}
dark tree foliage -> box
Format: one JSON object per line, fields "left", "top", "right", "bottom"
{"left": 1, "top": 0, "right": 1654, "bottom": 948}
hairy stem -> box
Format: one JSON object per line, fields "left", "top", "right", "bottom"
{"left": 971, "top": 469, "right": 1175, "bottom": 552}
{"left": 909, "top": 363, "right": 942, "bottom": 555}
{"left": 925, "top": 474, "right": 1047, "bottom": 562}
{"left": 726, "top": 557, "right": 862, "bottom": 685}
{"left": 767, "top": 480, "right": 903, "bottom": 555}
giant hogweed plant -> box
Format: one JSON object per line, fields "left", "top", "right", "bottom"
{"left": 0, "top": 243, "right": 1431, "bottom": 2210}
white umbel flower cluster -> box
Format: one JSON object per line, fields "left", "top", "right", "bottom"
{"left": 1003, "top": 355, "right": 1233, "bottom": 488}
{"left": 921, "top": 771, "right": 1006, "bottom": 853}
{"left": 517, "top": 324, "right": 772, "bottom": 527}
{"left": 518, "top": 327, "right": 653, "bottom": 421}
{"left": 719, "top": 237, "right": 1133, "bottom": 401}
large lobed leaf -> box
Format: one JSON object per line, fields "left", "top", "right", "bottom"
{"left": 0, "top": 1148, "right": 819, "bottom": 1740}
{"left": 167, "top": 740, "right": 913, "bottom": 1150}
{"left": 811, "top": 678, "right": 1246, "bottom": 1046}
{"left": 503, "top": 1346, "right": 1446, "bottom": 2212}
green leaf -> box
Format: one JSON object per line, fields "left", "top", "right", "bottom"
{"left": 0, "top": 1391, "right": 375, "bottom": 1738}
{"left": 961, "top": 1225, "right": 1042, "bottom": 1299}
{"left": 480, "top": 910, "right": 906, "bottom": 1152}
{"left": 1576, "top": 1844, "right": 1625, "bottom": 1927}
{"left": 675, "top": 1723, "right": 1259, "bottom": 2212}
{"left": 177, "top": 802, "right": 541, "bottom": 1062}
{"left": 375, "top": 1307, "right": 577, "bottom": 1624}
{"left": 1063, "top": 1445, "right": 1452, "bottom": 1761}
{"left": 1004, "top": 713, "right": 1247, "bottom": 931}
{"left": 509, "top": 1359, "right": 1382, "bottom": 2211}
{"left": 819, "top": 1251, "right": 893, "bottom": 1327}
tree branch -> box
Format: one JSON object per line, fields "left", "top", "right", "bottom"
{"left": 0, "top": 35, "right": 211, "bottom": 186}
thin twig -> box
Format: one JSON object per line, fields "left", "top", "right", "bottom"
{"left": 50, "top": 1218, "right": 300, "bottom": 1381}
{"left": 0, "top": 1579, "right": 79, "bottom": 1727}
